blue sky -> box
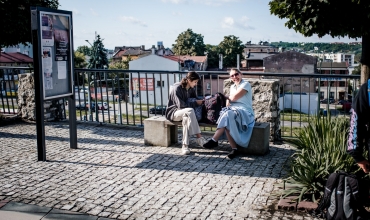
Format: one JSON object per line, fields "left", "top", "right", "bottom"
{"left": 58, "top": 0, "right": 360, "bottom": 50}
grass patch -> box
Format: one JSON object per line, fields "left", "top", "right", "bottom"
{"left": 281, "top": 126, "right": 303, "bottom": 137}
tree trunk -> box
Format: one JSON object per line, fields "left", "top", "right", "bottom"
{"left": 360, "top": 34, "right": 370, "bottom": 84}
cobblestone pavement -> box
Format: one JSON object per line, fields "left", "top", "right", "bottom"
{"left": 0, "top": 122, "right": 319, "bottom": 219}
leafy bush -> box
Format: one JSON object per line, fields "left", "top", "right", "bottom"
{"left": 281, "top": 115, "right": 357, "bottom": 203}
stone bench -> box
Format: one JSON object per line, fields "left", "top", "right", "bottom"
{"left": 144, "top": 116, "right": 270, "bottom": 155}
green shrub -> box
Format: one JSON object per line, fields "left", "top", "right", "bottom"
{"left": 281, "top": 115, "right": 357, "bottom": 203}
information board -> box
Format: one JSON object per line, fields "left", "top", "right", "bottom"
{"left": 35, "top": 9, "right": 74, "bottom": 100}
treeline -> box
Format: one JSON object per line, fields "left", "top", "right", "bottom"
{"left": 269, "top": 42, "right": 362, "bottom": 54}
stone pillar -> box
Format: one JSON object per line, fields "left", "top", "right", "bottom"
{"left": 224, "top": 78, "right": 280, "bottom": 141}
{"left": 17, "top": 73, "right": 66, "bottom": 121}
{"left": 18, "top": 73, "right": 36, "bottom": 120}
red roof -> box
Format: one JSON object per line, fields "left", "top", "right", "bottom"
{"left": 0, "top": 52, "right": 33, "bottom": 63}
{"left": 162, "top": 55, "right": 207, "bottom": 63}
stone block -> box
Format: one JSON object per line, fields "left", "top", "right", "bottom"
{"left": 144, "top": 116, "right": 172, "bottom": 147}
{"left": 144, "top": 116, "right": 270, "bottom": 156}
{"left": 277, "top": 196, "right": 297, "bottom": 211}
{"left": 237, "top": 122, "right": 270, "bottom": 155}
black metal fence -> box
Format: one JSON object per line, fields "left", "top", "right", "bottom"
{"left": 0, "top": 66, "right": 361, "bottom": 138}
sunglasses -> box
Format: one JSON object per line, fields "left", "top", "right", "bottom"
{"left": 230, "top": 72, "right": 239, "bottom": 78}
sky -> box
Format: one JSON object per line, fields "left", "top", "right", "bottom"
{"left": 58, "top": 0, "right": 361, "bottom": 50}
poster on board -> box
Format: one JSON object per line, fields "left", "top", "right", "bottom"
{"left": 37, "top": 10, "right": 73, "bottom": 100}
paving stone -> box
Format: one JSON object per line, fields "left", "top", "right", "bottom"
{"left": 0, "top": 122, "right": 319, "bottom": 219}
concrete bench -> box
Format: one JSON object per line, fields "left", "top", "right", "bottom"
{"left": 144, "top": 116, "right": 270, "bottom": 155}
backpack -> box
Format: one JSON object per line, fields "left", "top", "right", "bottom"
{"left": 312, "top": 171, "right": 368, "bottom": 220}
{"left": 201, "top": 92, "right": 227, "bottom": 124}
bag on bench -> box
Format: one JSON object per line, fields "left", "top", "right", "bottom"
{"left": 201, "top": 92, "right": 227, "bottom": 125}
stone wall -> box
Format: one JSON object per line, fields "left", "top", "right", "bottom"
{"left": 224, "top": 78, "right": 280, "bottom": 141}
{"left": 18, "top": 73, "right": 65, "bottom": 121}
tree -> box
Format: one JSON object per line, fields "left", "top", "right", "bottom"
{"left": 205, "top": 44, "right": 219, "bottom": 69}
{"left": 109, "top": 56, "right": 131, "bottom": 70}
{"left": 172, "top": 29, "right": 206, "bottom": 56}
{"left": 87, "top": 35, "right": 108, "bottom": 70}
{"left": 74, "top": 51, "right": 87, "bottom": 68}
{"left": 217, "top": 35, "right": 244, "bottom": 68}
{"left": 76, "top": 46, "right": 91, "bottom": 56}
{"left": 352, "top": 64, "right": 361, "bottom": 75}
{"left": 1, "top": 0, "right": 59, "bottom": 47}
{"left": 269, "top": 0, "right": 370, "bottom": 84}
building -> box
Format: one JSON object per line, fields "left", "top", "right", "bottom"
{"left": 316, "top": 61, "right": 349, "bottom": 101}
{"left": 306, "top": 52, "right": 355, "bottom": 67}
{"left": 263, "top": 51, "right": 318, "bottom": 93}
{"left": 128, "top": 49, "right": 207, "bottom": 105}
{"left": 242, "top": 41, "right": 278, "bottom": 70}
{"left": 1, "top": 43, "right": 33, "bottom": 58}
{"left": 112, "top": 42, "right": 174, "bottom": 62}
{"left": 0, "top": 52, "right": 33, "bottom": 91}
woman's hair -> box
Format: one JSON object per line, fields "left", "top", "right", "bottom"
{"left": 180, "top": 71, "right": 200, "bottom": 87}
{"left": 230, "top": 68, "right": 242, "bottom": 75}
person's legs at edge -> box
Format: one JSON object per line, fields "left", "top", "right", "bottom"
{"left": 173, "top": 108, "right": 204, "bottom": 154}
{"left": 203, "top": 127, "right": 224, "bottom": 149}
{"left": 225, "top": 129, "right": 239, "bottom": 159}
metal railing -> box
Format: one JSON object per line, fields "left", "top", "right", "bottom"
{"left": 0, "top": 66, "right": 361, "bottom": 138}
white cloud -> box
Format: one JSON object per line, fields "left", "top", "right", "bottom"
{"left": 172, "top": 12, "right": 183, "bottom": 16}
{"left": 119, "top": 16, "right": 147, "bottom": 27}
{"left": 161, "top": 0, "right": 189, "bottom": 4}
{"left": 72, "top": 8, "right": 81, "bottom": 16}
{"left": 221, "top": 17, "right": 234, "bottom": 28}
{"left": 89, "top": 8, "right": 99, "bottom": 16}
{"left": 235, "top": 16, "right": 254, "bottom": 30}
{"left": 162, "top": 0, "right": 240, "bottom": 6}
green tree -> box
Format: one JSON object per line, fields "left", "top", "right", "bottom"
{"left": 109, "top": 56, "right": 131, "bottom": 70}
{"left": 87, "top": 35, "right": 108, "bottom": 70}
{"left": 352, "top": 64, "right": 361, "bottom": 75}
{"left": 218, "top": 35, "right": 244, "bottom": 68}
{"left": 74, "top": 51, "right": 86, "bottom": 85}
{"left": 172, "top": 29, "right": 206, "bottom": 56}
{"left": 0, "top": 0, "right": 59, "bottom": 47}
{"left": 74, "top": 51, "right": 87, "bottom": 68}
{"left": 205, "top": 44, "right": 219, "bottom": 69}
{"left": 76, "top": 46, "right": 91, "bottom": 56}
{"left": 269, "top": 0, "right": 370, "bottom": 84}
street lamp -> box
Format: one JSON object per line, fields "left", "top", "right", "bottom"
{"left": 85, "top": 39, "right": 99, "bottom": 122}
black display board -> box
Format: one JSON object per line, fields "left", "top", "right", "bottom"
{"left": 32, "top": 8, "right": 73, "bottom": 100}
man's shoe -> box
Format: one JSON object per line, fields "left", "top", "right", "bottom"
{"left": 182, "top": 145, "right": 190, "bottom": 155}
{"left": 196, "top": 137, "right": 206, "bottom": 147}
{"left": 227, "top": 149, "right": 239, "bottom": 159}
{"left": 203, "top": 139, "right": 218, "bottom": 149}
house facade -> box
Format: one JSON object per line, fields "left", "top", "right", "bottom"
{"left": 316, "top": 61, "right": 349, "bottom": 101}
{"left": 129, "top": 51, "right": 207, "bottom": 105}
{"left": 113, "top": 42, "right": 174, "bottom": 62}
{"left": 263, "top": 51, "right": 318, "bottom": 93}
{"left": 0, "top": 52, "right": 33, "bottom": 91}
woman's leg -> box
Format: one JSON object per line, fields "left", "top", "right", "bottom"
{"left": 173, "top": 108, "right": 201, "bottom": 146}
{"left": 225, "top": 129, "right": 237, "bottom": 149}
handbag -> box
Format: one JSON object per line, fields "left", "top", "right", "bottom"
{"left": 187, "top": 98, "right": 203, "bottom": 121}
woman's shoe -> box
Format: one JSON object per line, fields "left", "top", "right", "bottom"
{"left": 203, "top": 139, "right": 218, "bottom": 149}
{"left": 182, "top": 145, "right": 191, "bottom": 155}
{"left": 227, "top": 149, "right": 239, "bottom": 159}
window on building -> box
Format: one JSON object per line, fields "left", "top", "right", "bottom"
{"left": 320, "top": 81, "right": 325, "bottom": 86}
{"left": 339, "top": 81, "right": 346, "bottom": 87}
{"left": 157, "top": 81, "right": 164, "bottom": 87}
{"left": 331, "top": 70, "right": 336, "bottom": 74}
{"left": 340, "top": 70, "right": 346, "bottom": 74}
{"left": 206, "top": 83, "right": 211, "bottom": 90}
{"left": 320, "top": 92, "right": 324, "bottom": 99}
{"left": 329, "top": 92, "right": 334, "bottom": 98}
{"left": 330, "top": 81, "right": 335, "bottom": 87}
